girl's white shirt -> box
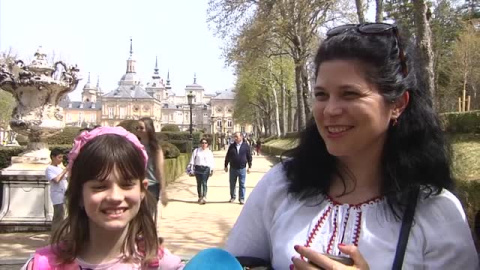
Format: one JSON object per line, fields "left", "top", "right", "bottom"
{"left": 225, "top": 164, "right": 479, "bottom": 270}
{"left": 189, "top": 148, "right": 215, "bottom": 170}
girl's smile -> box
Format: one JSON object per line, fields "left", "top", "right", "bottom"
{"left": 82, "top": 167, "right": 147, "bottom": 231}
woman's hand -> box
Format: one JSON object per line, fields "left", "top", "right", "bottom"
{"left": 291, "top": 245, "right": 369, "bottom": 270}
{"left": 160, "top": 191, "right": 169, "bottom": 206}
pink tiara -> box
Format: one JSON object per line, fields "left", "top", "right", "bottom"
{"left": 67, "top": 126, "right": 148, "bottom": 170}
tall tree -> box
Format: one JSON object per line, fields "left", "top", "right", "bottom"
{"left": 355, "top": 0, "right": 366, "bottom": 23}
{"left": 208, "top": 0, "right": 345, "bottom": 131}
{"left": 413, "top": 0, "right": 436, "bottom": 99}
{"left": 448, "top": 24, "right": 480, "bottom": 111}
{"left": 375, "top": 0, "right": 384, "bottom": 22}
{"left": 430, "top": 0, "right": 463, "bottom": 111}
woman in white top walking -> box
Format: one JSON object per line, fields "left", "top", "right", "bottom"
{"left": 189, "top": 138, "right": 215, "bottom": 204}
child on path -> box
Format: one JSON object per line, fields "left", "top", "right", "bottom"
{"left": 45, "top": 148, "right": 68, "bottom": 232}
{"left": 23, "top": 127, "right": 184, "bottom": 270}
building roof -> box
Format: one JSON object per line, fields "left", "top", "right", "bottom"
{"left": 185, "top": 73, "right": 204, "bottom": 91}
{"left": 103, "top": 85, "right": 154, "bottom": 99}
{"left": 59, "top": 100, "right": 102, "bottom": 110}
{"left": 119, "top": 73, "right": 141, "bottom": 85}
{"left": 211, "top": 90, "right": 235, "bottom": 100}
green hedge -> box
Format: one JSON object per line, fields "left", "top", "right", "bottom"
{"left": 262, "top": 135, "right": 278, "bottom": 144}
{"left": 441, "top": 111, "right": 480, "bottom": 134}
{"left": 157, "top": 131, "right": 203, "bottom": 146}
{"left": 164, "top": 153, "right": 191, "bottom": 185}
{"left": 284, "top": 132, "right": 300, "bottom": 139}
{"left": 261, "top": 144, "right": 290, "bottom": 157}
{"left": 0, "top": 145, "right": 72, "bottom": 169}
{"left": 160, "top": 141, "right": 180, "bottom": 158}
{"left": 169, "top": 140, "right": 193, "bottom": 153}
{"left": 0, "top": 147, "right": 24, "bottom": 169}
{"left": 161, "top": 124, "right": 180, "bottom": 132}
{"left": 45, "top": 127, "right": 82, "bottom": 145}
{"left": 117, "top": 120, "right": 139, "bottom": 133}
{"left": 0, "top": 141, "right": 182, "bottom": 170}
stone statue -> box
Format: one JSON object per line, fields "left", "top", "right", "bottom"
{"left": 0, "top": 46, "right": 80, "bottom": 163}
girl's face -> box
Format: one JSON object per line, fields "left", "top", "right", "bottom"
{"left": 313, "top": 60, "right": 396, "bottom": 159}
{"left": 82, "top": 167, "right": 148, "bottom": 232}
{"left": 135, "top": 121, "right": 147, "bottom": 141}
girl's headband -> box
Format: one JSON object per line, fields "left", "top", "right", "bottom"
{"left": 67, "top": 126, "right": 148, "bottom": 170}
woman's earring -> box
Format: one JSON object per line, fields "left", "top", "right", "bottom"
{"left": 392, "top": 118, "right": 398, "bottom": 127}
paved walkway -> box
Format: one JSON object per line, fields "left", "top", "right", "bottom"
{"left": 0, "top": 150, "right": 276, "bottom": 266}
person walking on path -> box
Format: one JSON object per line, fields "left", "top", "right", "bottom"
{"left": 224, "top": 132, "right": 252, "bottom": 204}
{"left": 136, "top": 117, "right": 168, "bottom": 208}
{"left": 45, "top": 148, "right": 68, "bottom": 232}
{"left": 188, "top": 138, "right": 215, "bottom": 205}
{"left": 255, "top": 139, "right": 262, "bottom": 156}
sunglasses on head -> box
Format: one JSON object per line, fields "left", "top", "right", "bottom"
{"left": 326, "top": 23, "right": 408, "bottom": 77}
{"left": 201, "top": 142, "right": 208, "bottom": 144}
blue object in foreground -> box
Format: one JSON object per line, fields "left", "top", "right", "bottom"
{"left": 184, "top": 248, "right": 243, "bottom": 270}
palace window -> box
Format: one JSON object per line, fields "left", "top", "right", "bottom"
{"left": 108, "top": 107, "right": 114, "bottom": 119}
{"left": 119, "top": 107, "right": 126, "bottom": 119}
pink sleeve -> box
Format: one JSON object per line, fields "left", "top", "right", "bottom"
{"left": 158, "top": 248, "right": 185, "bottom": 270}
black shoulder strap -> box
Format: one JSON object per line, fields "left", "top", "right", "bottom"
{"left": 392, "top": 188, "right": 420, "bottom": 270}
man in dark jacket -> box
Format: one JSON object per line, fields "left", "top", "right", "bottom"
{"left": 224, "top": 132, "right": 252, "bottom": 204}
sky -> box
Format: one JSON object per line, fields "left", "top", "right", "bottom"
{"left": 0, "top": 0, "right": 235, "bottom": 101}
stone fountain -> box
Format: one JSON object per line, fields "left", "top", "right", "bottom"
{"left": 0, "top": 47, "right": 80, "bottom": 231}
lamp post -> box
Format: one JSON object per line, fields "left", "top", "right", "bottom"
{"left": 187, "top": 91, "right": 195, "bottom": 139}
{"left": 210, "top": 116, "right": 216, "bottom": 151}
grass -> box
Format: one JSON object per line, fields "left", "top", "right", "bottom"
{"left": 265, "top": 134, "right": 480, "bottom": 181}
{"left": 264, "top": 138, "right": 298, "bottom": 149}
{"left": 450, "top": 134, "right": 480, "bottom": 181}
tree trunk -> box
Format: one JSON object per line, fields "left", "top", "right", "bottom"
{"left": 280, "top": 81, "right": 286, "bottom": 136}
{"left": 287, "top": 93, "right": 293, "bottom": 132}
{"left": 375, "top": 0, "right": 384, "bottom": 23}
{"left": 355, "top": 0, "right": 366, "bottom": 23}
{"left": 413, "top": 1, "right": 436, "bottom": 102}
{"left": 301, "top": 64, "right": 311, "bottom": 119}
{"left": 294, "top": 63, "right": 306, "bottom": 131}
{"left": 271, "top": 85, "right": 281, "bottom": 137}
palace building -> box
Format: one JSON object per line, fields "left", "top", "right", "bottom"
{"left": 61, "top": 40, "right": 253, "bottom": 135}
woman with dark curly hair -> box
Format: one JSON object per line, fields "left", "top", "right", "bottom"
{"left": 225, "top": 23, "right": 478, "bottom": 270}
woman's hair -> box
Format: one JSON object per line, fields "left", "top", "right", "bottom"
{"left": 200, "top": 137, "right": 208, "bottom": 144}
{"left": 139, "top": 117, "right": 160, "bottom": 162}
{"left": 51, "top": 134, "right": 158, "bottom": 264}
{"left": 283, "top": 26, "right": 454, "bottom": 214}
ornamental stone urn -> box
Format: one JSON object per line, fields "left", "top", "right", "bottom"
{"left": 0, "top": 47, "right": 80, "bottom": 231}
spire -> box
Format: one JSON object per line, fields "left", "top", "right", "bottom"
{"left": 166, "top": 70, "right": 170, "bottom": 85}
{"left": 152, "top": 56, "right": 161, "bottom": 80}
{"left": 96, "top": 76, "right": 100, "bottom": 88}
{"left": 193, "top": 73, "right": 197, "bottom": 84}
{"left": 83, "top": 72, "right": 92, "bottom": 89}
{"left": 129, "top": 37, "right": 133, "bottom": 57}
{"left": 126, "top": 38, "right": 136, "bottom": 73}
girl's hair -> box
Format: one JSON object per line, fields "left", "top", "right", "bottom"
{"left": 139, "top": 117, "right": 160, "bottom": 153}
{"left": 139, "top": 117, "right": 160, "bottom": 163}
{"left": 283, "top": 26, "right": 454, "bottom": 214}
{"left": 51, "top": 134, "right": 158, "bottom": 264}
{"left": 200, "top": 137, "right": 208, "bottom": 144}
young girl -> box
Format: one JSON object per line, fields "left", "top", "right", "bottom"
{"left": 22, "top": 127, "right": 184, "bottom": 269}
{"left": 136, "top": 117, "right": 168, "bottom": 207}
